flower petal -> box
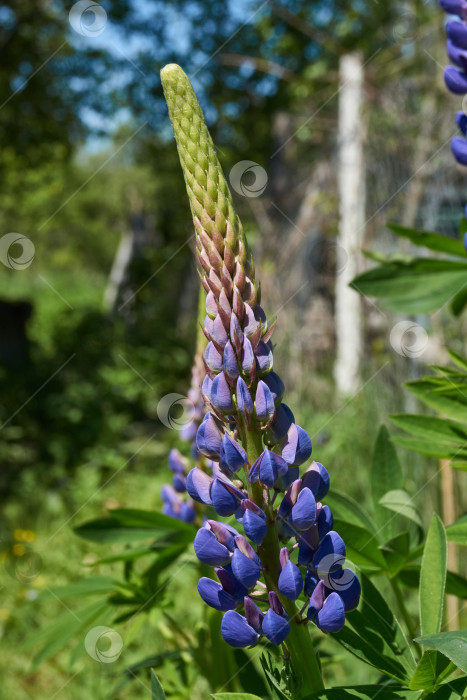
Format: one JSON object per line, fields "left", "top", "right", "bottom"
{"left": 211, "top": 478, "right": 240, "bottom": 516}
{"left": 262, "top": 609, "right": 290, "bottom": 645}
{"left": 312, "top": 531, "right": 346, "bottom": 576}
{"left": 278, "top": 560, "right": 303, "bottom": 601}
{"left": 444, "top": 65, "right": 467, "bottom": 95}
{"left": 242, "top": 509, "right": 268, "bottom": 545}
{"left": 231, "top": 549, "right": 261, "bottom": 588}
{"left": 315, "top": 592, "right": 346, "bottom": 633}
{"left": 220, "top": 433, "right": 248, "bottom": 473}
{"left": 289, "top": 487, "right": 317, "bottom": 531}
{"left": 197, "top": 577, "right": 237, "bottom": 611}
{"left": 330, "top": 568, "right": 361, "bottom": 612}
{"left": 211, "top": 372, "right": 234, "bottom": 413}
{"left": 194, "top": 528, "right": 231, "bottom": 566}
{"left": 301, "top": 461, "right": 330, "bottom": 501}
{"left": 255, "top": 380, "right": 276, "bottom": 422}
{"left": 221, "top": 610, "right": 259, "bottom": 647}
{"left": 186, "top": 467, "right": 213, "bottom": 504}
{"left": 196, "top": 413, "right": 224, "bottom": 459}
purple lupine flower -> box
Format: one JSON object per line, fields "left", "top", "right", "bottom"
{"left": 231, "top": 535, "right": 262, "bottom": 588}
{"left": 236, "top": 499, "right": 268, "bottom": 545}
{"left": 161, "top": 485, "right": 196, "bottom": 523}
{"left": 221, "top": 609, "right": 260, "bottom": 647}
{"left": 161, "top": 64, "right": 360, "bottom": 654}
{"left": 438, "top": 0, "right": 467, "bottom": 240}
{"left": 219, "top": 433, "right": 248, "bottom": 473}
{"left": 278, "top": 548, "right": 303, "bottom": 601}
{"left": 307, "top": 581, "right": 346, "bottom": 633}
{"left": 197, "top": 577, "right": 238, "bottom": 611}
{"left": 249, "top": 447, "right": 288, "bottom": 487}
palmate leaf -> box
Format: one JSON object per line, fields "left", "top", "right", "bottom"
{"left": 416, "top": 632, "right": 467, "bottom": 674}
{"left": 409, "top": 651, "right": 454, "bottom": 691}
{"left": 351, "top": 258, "right": 467, "bottom": 315}
{"left": 404, "top": 378, "right": 467, "bottom": 425}
{"left": 424, "top": 675, "right": 467, "bottom": 699}
{"left": 333, "top": 575, "right": 416, "bottom": 683}
{"left": 420, "top": 515, "right": 447, "bottom": 637}
{"left": 391, "top": 414, "right": 467, "bottom": 465}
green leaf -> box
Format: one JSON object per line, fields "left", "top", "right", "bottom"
{"left": 308, "top": 686, "right": 420, "bottom": 699}
{"left": 391, "top": 414, "right": 467, "bottom": 446}
{"left": 416, "top": 631, "right": 467, "bottom": 673}
{"left": 381, "top": 532, "right": 411, "bottom": 577}
{"left": 211, "top": 695, "right": 264, "bottom": 700}
{"left": 74, "top": 512, "right": 193, "bottom": 544}
{"left": 109, "top": 509, "right": 193, "bottom": 531}
{"left": 24, "top": 600, "right": 113, "bottom": 670}
{"left": 391, "top": 414, "right": 467, "bottom": 463}
{"left": 90, "top": 546, "right": 157, "bottom": 565}
{"left": 325, "top": 490, "right": 377, "bottom": 532}
{"left": 392, "top": 436, "right": 467, "bottom": 464}
{"left": 425, "top": 675, "right": 467, "bottom": 698}
{"left": 387, "top": 223, "right": 466, "bottom": 257}
{"left": 446, "top": 515, "right": 467, "bottom": 545}
{"left": 379, "top": 490, "right": 422, "bottom": 528}
{"left": 398, "top": 566, "right": 467, "bottom": 599}
{"left": 409, "top": 650, "right": 453, "bottom": 691}
{"left": 332, "top": 520, "right": 386, "bottom": 571}
{"left": 151, "top": 669, "right": 166, "bottom": 700}
{"left": 420, "top": 515, "right": 447, "bottom": 637}
{"left": 351, "top": 258, "right": 467, "bottom": 314}
{"left": 405, "top": 379, "right": 467, "bottom": 425}
{"left": 334, "top": 575, "right": 416, "bottom": 683}
{"left": 451, "top": 284, "right": 467, "bottom": 316}
{"left": 37, "top": 576, "right": 118, "bottom": 599}
{"left": 447, "top": 350, "right": 467, "bottom": 372}
{"left": 371, "top": 426, "right": 403, "bottom": 543}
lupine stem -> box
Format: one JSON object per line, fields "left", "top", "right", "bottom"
{"left": 242, "top": 424, "right": 324, "bottom": 695}
{"left": 389, "top": 578, "right": 422, "bottom": 659}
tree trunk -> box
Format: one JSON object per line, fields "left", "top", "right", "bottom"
{"left": 334, "top": 52, "right": 365, "bottom": 395}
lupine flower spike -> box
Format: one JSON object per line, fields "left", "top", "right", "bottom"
{"left": 161, "top": 64, "right": 360, "bottom": 692}
{"left": 439, "top": 0, "right": 467, "bottom": 248}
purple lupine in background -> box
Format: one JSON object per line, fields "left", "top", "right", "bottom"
{"left": 440, "top": 0, "right": 467, "bottom": 241}
{"left": 160, "top": 324, "right": 206, "bottom": 524}
{"left": 160, "top": 64, "right": 359, "bottom": 677}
